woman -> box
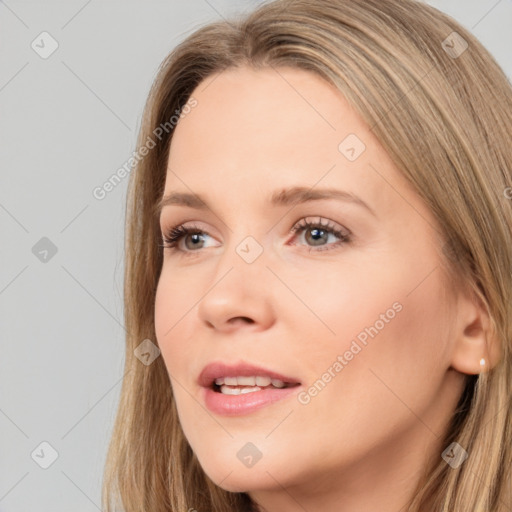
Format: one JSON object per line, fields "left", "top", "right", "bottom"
{"left": 102, "top": 0, "right": 512, "bottom": 510}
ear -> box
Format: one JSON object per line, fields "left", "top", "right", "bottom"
{"left": 449, "top": 284, "right": 501, "bottom": 375}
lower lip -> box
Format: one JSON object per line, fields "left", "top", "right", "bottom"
{"left": 202, "top": 385, "right": 301, "bottom": 416}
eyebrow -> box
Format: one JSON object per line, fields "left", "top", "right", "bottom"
{"left": 157, "top": 186, "right": 376, "bottom": 217}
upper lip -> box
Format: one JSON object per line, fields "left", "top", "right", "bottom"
{"left": 198, "top": 361, "right": 301, "bottom": 388}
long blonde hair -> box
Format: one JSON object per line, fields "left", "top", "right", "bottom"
{"left": 102, "top": 1, "right": 512, "bottom": 510}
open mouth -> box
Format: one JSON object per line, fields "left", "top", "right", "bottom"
{"left": 200, "top": 366, "right": 303, "bottom": 415}
{"left": 212, "top": 376, "right": 301, "bottom": 395}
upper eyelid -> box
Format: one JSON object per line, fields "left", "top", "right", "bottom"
{"left": 160, "top": 219, "right": 219, "bottom": 238}
{"left": 161, "top": 216, "right": 346, "bottom": 234}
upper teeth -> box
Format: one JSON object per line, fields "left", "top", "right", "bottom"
{"left": 214, "top": 376, "right": 287, "bottom": 388}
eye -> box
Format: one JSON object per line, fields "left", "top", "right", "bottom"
{"left": 159, "top": 216, "right": 351, "bottom": 255}
{"left": 288, "top": 216, "right": 351, "bottom": 252}
{"left": 160, "top": 222, "right": 215, "bottom": 253}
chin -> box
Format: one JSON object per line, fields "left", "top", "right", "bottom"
{"left": 196, "top": 452, "right": 282, "bottom": 493}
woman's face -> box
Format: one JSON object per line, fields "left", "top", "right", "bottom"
{"left": 154, "top": 66, "right": 466, "bottom": 506}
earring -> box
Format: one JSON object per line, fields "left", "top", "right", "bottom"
{"left": 480, "top": 358, "right": 486, "bottom": 371}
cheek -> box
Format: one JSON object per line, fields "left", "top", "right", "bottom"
{"left": 276, "top": 261, "right": 405, "bottom": 371}
{"left": 290, "top": 248, "right": 452, "bottom": 398}
{"left": 298, "top": 249, "right": 450, "bottom": 367}
{"left": 154, "top": 273, "right": 194, "bottom": 373}
{"left": 154, "top": 278, "right": 202, "bottom": 431}
{"left": 154, "top": 278, "right": 173, "bottom": 353}
{"left": 296, "top": 266, "right": 452, "bottom": 432}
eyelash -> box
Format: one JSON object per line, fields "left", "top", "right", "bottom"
{"left": 159, "top": 217, "right": 351, "bottom": 255}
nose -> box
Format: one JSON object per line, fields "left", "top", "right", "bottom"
{"left": 196, "top": 241, "right": 276, "bottom": 333}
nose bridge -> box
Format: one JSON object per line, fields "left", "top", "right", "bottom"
{"left": 212, "top": 231, "right": 269, "bottom": 293}
{"left": 196, "top": 229, "right": 275, "bottom": 330}
{"left": 233, "top": 233, "right": 266, "bottom": 267}
{"left": 215, "top": 207, "right": 270, "bottom": 273}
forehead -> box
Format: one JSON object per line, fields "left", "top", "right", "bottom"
{"left": 171, "top": 68, "right": 359, "bottom": 168}
{"left": 169, "top": 66, "right": 369, "bottom": 160}
{"left": 163, "top": 65, "right": 422, "bottom": 222}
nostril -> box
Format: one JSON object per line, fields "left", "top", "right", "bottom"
{"left": 229, "top": 316, "right": 254, "bottom": 325}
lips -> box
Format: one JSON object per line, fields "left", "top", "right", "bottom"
{"left": 198, "top": 361, "right": 302, "bottom": 416}
{"left": 198, "top": 361, "right": 301, "bottom": 389}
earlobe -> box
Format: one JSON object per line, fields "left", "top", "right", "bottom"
{"left": 449, "top": 287, "right": 501, "bottom": 375}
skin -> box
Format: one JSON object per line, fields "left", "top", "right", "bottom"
{"left": 154, "top": 66, "right": 496, "bottom": 512}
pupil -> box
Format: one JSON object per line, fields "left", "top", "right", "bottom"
{"left": 187, "top": 233, "right": 204, "bottom": 249}
{"left": 308, "top": 228, "right": 327, "bottom": 246}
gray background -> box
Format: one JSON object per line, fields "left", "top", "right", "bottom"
{"left": 0, "top": 1, "right": 510, "bottom": 511}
